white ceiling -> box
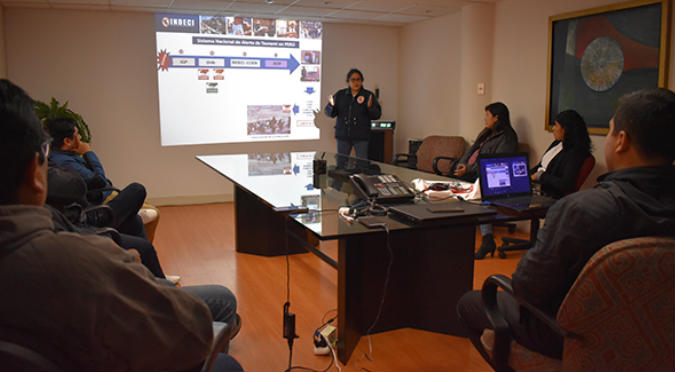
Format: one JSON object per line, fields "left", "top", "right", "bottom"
{"left": 0, "top": 0, "right": 498, "bottom": 26}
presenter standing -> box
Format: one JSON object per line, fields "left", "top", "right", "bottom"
{"left": 325, "top": 68, "right": 381, "bottom": 160}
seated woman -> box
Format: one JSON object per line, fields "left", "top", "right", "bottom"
{"left": 452, "top": 102, "right": 518, "bottom": 182}
{"left": 451, "top": 102, "right": 518, "bottom": 259}
{"left": 530, "top": 109, "right": 592, "bottom": 199}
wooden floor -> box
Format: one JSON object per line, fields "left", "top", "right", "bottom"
{"left": 154, "top": 203, "right": 529, "bottom": 372}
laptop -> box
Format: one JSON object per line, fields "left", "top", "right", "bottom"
{"left": 388, "top": 201, "right": 495, "bottom": 225}
{"left": 477, "top": 152, "right": 556, "bottom": 212}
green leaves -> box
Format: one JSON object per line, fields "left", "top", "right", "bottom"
{"left": 34, "top": 97, "right": 92, "bottom": 143}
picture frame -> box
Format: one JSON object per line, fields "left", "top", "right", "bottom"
{"left": 545, "top": 0, "right": 672, "bottom": 135}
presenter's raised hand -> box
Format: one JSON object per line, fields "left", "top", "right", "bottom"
{"left": 367, "top": 93, "right": 373, "bottom": 108}
{"left": 328, "top": 95, "right": 335, "bottom": 106}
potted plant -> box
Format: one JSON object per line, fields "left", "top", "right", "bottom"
{"left": 34, "top": 98, "right": 91, "bottom": 142}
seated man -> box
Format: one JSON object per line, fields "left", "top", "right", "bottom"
{"left": 45, "top": 117, "right": 147, "bottom": 239}
{"left": 46, "top": 166, "right": 167, "bottom": 279}
{"left": 457, "top": 88, "right": 675, "bottom": 366}
{"left": 0, "top": 78, "right": 241, "bottom": 370}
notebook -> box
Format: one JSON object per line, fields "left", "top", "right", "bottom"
{"left": 388, "top": 201, "right": 495, "bottom": 225}
{"left": 477, "top": 152, "right": 556, "bottom": 212}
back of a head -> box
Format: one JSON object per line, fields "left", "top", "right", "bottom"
{"left": 485, "top": 102, "right": 511, "bottom": 131}
{"left": 555, "top": 109, "right": 591, "bottom": 153}
{"left": 613, "top": 88, "right": 675, "bottom": 163}
{"left": 0, "top": 79, "right": 48, "bottom": 204}
{"left": 44, "top": 117, "right": 77, "bottom": 148}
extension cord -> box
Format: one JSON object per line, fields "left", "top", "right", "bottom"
{"left": 313, "top": 324, "right": 337, "bottom": 356}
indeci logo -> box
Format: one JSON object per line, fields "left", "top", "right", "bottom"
{"left": 162, "top": 16, "right": 195, "bottom": 28}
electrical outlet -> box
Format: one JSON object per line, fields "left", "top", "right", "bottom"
{"left": 477, "top": 82, "right": 485, "bottom": 95}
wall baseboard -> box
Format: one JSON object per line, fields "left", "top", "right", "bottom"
{"left": 147, "top": 193, "right": 233, "bottom": 206}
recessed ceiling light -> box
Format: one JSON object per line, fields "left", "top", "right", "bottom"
{"left": 266, "top": 0, "right": 275, "bottom": 4}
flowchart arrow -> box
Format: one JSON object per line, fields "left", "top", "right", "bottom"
{"left": 166, "top": 53, "right": 300, "bottom": 74}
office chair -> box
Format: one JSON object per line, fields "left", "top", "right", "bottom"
{"left": 477, "top": 236, "right": 674, "bottom": 372}
{"left": 497, "top": 154, "right": 595, "bottom": 258}
{"left": 0, "top": 322, "right": 235, "bottom": 372}
{"left": 394, "top": 135, "right": 466, "bottom": 174}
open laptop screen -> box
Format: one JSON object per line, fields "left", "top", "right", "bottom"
{"left": 478, "top": 153, "right": 532, "bottom": 200}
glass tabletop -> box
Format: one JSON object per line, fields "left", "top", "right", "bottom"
{"left": 197, "top": 151, "right": 455, "bottom": 211}
{"left": 197, "top": 151, "right": 480, "bottom": 238}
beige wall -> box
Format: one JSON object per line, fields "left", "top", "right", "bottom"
{"left": 3, "top": 8, "right": 399, "bottom": 204}
{"left": 396, "top": 12, "right": 462, "bottom": 154}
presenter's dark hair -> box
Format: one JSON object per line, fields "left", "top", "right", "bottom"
{"left": 0, "top": 79, "right": 48, "bottom": 204}
{"left": 45, "top": 117, "right": 78, "bottom": 148}
{"left": 555, "top": 110, "right": 591, "bottom": 154}
{"left": 485, "top": 102, "right": 511, "bottom": 132}
{"left": 613, "top": 88, "right": 674, "bottom": 162}
{"left": 346, "top": 68, "right": 364, "bottom": 83}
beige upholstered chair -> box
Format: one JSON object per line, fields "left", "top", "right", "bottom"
{"left": 395, "top": 135, "right": 466, "bottom": 175}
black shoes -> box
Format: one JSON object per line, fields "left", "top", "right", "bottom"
{"left": 475, "top": 234, "right": 497, "bottom": 260}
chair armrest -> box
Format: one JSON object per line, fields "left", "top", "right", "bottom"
{"left": 481, "top": 275, "right": 579, "bottom": 371}
{"left": 83, "top": 204, "right": 116, "bottom": 228}
{"left": 93, "top": 226, "right": 121, "bottom": 245}
{"left": 201, "top": 321, "right": 232, "bottom": 372}
{"left": 432, "top": 156, "right": 457, "bottom": 175}
{"left": 393, "top": 153, "right": 411, "bottom": 164}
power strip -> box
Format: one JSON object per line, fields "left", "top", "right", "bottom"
{"left": 313, "top": 324, "right": 337, "bottom": 355}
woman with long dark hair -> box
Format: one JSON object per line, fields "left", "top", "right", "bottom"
{"left": 530, "top": 109, "right": 592, "bottom": 199}
{"left": 453, "top": 102, "right": 518, "bottom": 182}
{"left": 452, "top": 102, "right": 518, "bottom": 260}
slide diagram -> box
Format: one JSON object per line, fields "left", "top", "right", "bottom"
{"left": 155, "top": 13, "right": 322, "bottom": 146}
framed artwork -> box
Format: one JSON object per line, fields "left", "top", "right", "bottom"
{"left": 545, "top": 0, "right": 672, "bottom": 134}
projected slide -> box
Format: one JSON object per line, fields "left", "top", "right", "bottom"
{"left": 155, "top": 14, "right": 322, "bottom": 146}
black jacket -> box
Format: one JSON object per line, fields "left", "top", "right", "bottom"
{"left": 530, "top": 140, "right": 590, "bottom": 199}
{"left": 455, "top": 125, "right": 519, "bottom": 181}
{"left": 324, "top": 87, "right": 381, "bottom": 140}
{"left": 512, "top": 165, "right": 675, "bottom": 317}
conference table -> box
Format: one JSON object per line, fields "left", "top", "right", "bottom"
{"left": 197, "top": 151, "right": 531, "bottom": 363}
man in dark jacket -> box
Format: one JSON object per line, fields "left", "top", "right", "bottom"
{"left": 0, "top": 79, "right": 241, "bottom": 370}
{"left": 325, "top": 68, "right": 381, "bottom": 161}
{"left": 457, "top": 88, "right": 675, "bottom": 366}
{"left": 45, "top": 117, "right": 147, "bottom": 239}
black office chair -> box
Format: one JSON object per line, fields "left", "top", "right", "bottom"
{"left": 497, "top": 155, "right": 595, "bottom": 258}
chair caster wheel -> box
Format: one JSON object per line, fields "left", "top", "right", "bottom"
{"left": 498, "top": 251, "right": 507, "bottom": 259}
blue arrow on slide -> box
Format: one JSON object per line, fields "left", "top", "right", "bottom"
{"left": 260, "top": 54, "right": 299, "bottom": 74}
{"left": 171, "top": 54, "right": 300, "bottom": 73}
{"left": 304, "top": 87, "right": 315, "bottom": 95}
{"left": 292, "top": 104, "right": 299, "bottom": 115}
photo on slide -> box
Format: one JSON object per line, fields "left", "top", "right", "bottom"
{"left": 247, "top": 152, "right": 292, "bottom": 176}
{"left": 276, "top": 20, "right": 299, "bottom": 38}
{"left": 300, "top": 66, "right": 320, "bottom": 82}
{"left": 200, "top": 16, "right": 227, "bottom": 34}
{"left": 300, "top": 21, "right": 322, "bottom": 39}
{"left": 247, "top": 105, "right": 291, "bottom": 136}
{"left": 227, "top": 16, "right": 252, "bottom": 36}
{"left": 253, "top": 18, "right": 276, "bottom": 37}
{"left": 301, "top": 50, "right": 320, "bottom": 65}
